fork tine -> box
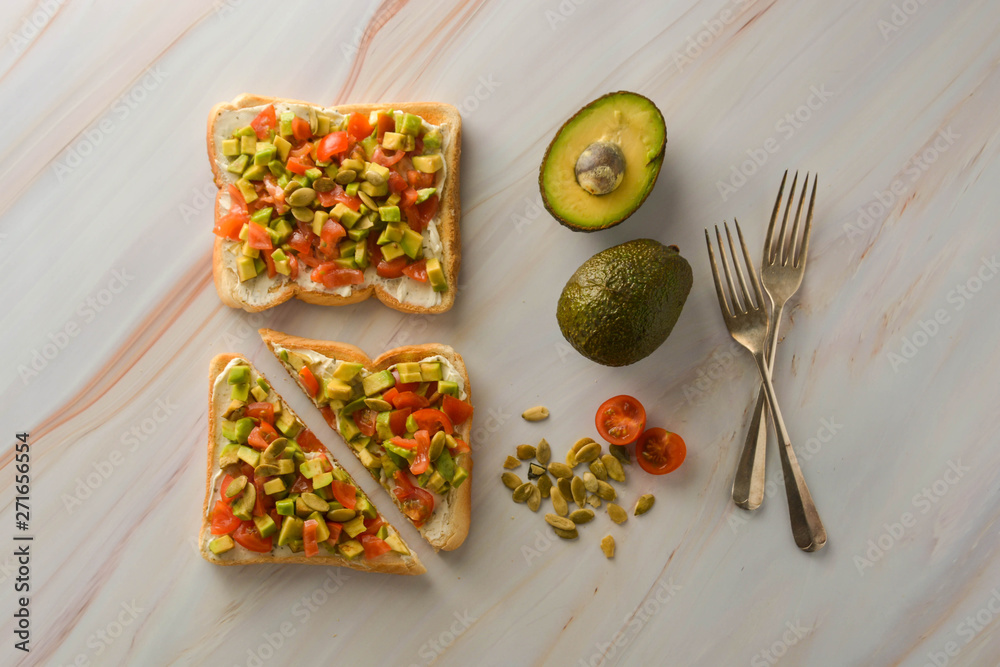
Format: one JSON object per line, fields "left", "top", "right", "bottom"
{"left": 795, "top": 174, "right": 817, "bottom": 268}
{"left": 734, "top": 219, "right": 766, "bottom": 310}
{"left": 787, "top": 172, "right": 809, "bottom": 267}
{"left": 777, "top": 171, "right": 798, "bottom": 265}
{"left": 764, "top": 170, "right": 787, "bottom": 264}
{"left": 705, "top": 229, "right": 733, "bottom": 319}
{"left": 716, "top": 225, "right": 743, "bottom": 313}
{"left": 725, "top": 221, "right": 755, "bottom": 311}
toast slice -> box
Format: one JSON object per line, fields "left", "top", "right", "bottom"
{"left": 208, "top": 94, "right": 461, "bottom": 314}
{"left": 258, "top": 329, "right": 473, "bottom": 552}
{"left": 200, "top": 353, "right": 425, "bottom": 574}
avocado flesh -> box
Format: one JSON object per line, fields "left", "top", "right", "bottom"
{"left": 540, "top": 92, "right": 666, "bottom": 231}
{"left": 557, "top": 239, "right": 692, "bottom": 366}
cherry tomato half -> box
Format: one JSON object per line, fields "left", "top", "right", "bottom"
{"left": 635, "top": 428, "right": 686, "bottom": 475}
{"left": 595, "top": 395, "right": 647, "bottom": 445}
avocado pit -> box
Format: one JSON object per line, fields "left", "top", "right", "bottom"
{"left": 575, "top": 141, "right": 626, "bottom": 195}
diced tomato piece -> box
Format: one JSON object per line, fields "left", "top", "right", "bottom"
{"left": 317, "top": 131, "right": 348, "bottom": 162}
{"left": 247, "top": 425, "right": 276, "bottom": 451}
{"left": 450, "top": 438, "right": 471, "bottom": 453}
{"left": 297, "top": 251, "right": 322, "bottom": 268}
{"left": 407, "top": 170, "right": 435, "bottom": 189}
{"left": 382, "top": 387, "right": 399, "bottom": 406}
{"left": 353, "top": 409, "right": 377, "bottom": 437}
{"left": 311, "top": 264, "right": 364, "bottom": 289}
{"left": 360, "top": 534, "right": 392, "bottom": 559}
{"left": 250, "top": 104, "right": 276, "bottom": 140}
{"left": 372, "top": 146, "right": 405, "bottom": 167}
{"left": 220, "top": 474, "right": 235, "bottom": 505}
{"left": 211, "top": 500, "right": 242, "bottom": 535}
{"left": 387, "top": 171, "right": 408, "bottom": 194}
{"left": 389, "top": 436, "right": 417, "bottom": 450}
{"left": 299, "top": 366, "right": 319, "bottom": 397}
{"left": 286, "top": 156, "right": 309, "bottom": 175}
{"left": 227, "top": 184, "right": 249, "bottom": 216}
{"left": 269, "top": 509, "right": 283, "bottom": 532}
{"left": 367, "top": 230, "right": 384, "bottom": 263}
{"left": 376, "top": 256, "right": 407, "bottom": 279}
{"left": 288, "top": 254, "right": 299, "bottom": 280}
{"left": 363, "top": 516, "right": 387, "bottom": 536}
{"left": 330, "top": 480, "right": 357, "bottom": 510}
{"left": 320, "top": 220, "right": 346, "bottom": 248}
{"left": 316, "top": 185, "right": 362, "bottom": 211}
{"left": 392, "top": 471, "right": 435, "bottom": 527}
{"left": 326, "top": 522, "right": 343, "bottom": 544}
{"left": 288, "top": 229, "right": 313, "bottom": 255}
{"left": 318, "top": 405, "right": 338, "bottom": 432}
{"left": 399, "top": 187, "right": 419, "bottom": 208}
{"left": 262, "top": 250, "right": 277, "bottom": 278}
{"left": 416, "top": 194, "right": 439, "bottom": 225}
{"left": 247, "top": 222, "right": 273, "bottom": 250}
{"left": 402, "top": 260, "right": 428, "bottom": 282}
{"left": 289, "top": 141, "right": 313, "bottom": 158}
{"left": 410, "top": 430, "right": 431, "bottom": 475}
{"left": 347, "top": 112, "right": 374, "bottom": 141}
{"left": 442, "top": 395, "right": 473, "bottom": 425}
{"left": 376, "top": 113, "right": 395, "bottom": 140}
{"left": 213, "top": 212, "right": 245, "bottom": 240}
{"left": 259, "top": 421, "right": 278, "bottom": 439}
{"left": 239, "top": 462, "right": 255, "bottom": 479}
{"left": 233, "top": 521, "right": 273, "bottom": 553}
{"left": 253, "top": 477, "right": 270, "bottom": 516}
{"left": 392, "top": 391, "right": 430, "bottom": 410}
{"left": 291, "top": 115, "right": 312, "bottom": 141}
{"left": 303, "top": 519, "right": 319, "bottom": 557}
{"left": 246, "top": 402, "right": 274, "bottom": 423}
{"left": 290, "top": 473, "right": 311, "bottom": 494}
{"left": 411, "top": 408, "right": 453, "bottom": 435}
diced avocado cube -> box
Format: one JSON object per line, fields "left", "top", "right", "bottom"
{"left": 362, "top": 370, "right": 395, "bottom": 396}
{"left": 249, "top": 385, "right": 267, "bottom": 403}
{"left": 243, "top": 164, "right": 267, "bottom": 181}
{"left": 277, "top": 515, "right": 304, "bottom": 546}
{"left": 426, "top": 257, "right": 447, "bottom": 292}
{"left": 222, "top": 138, "right": 241, "bottom": 157}
{"left": 307, "top": 513, "right": 331, "bottom": 542}
{"left": 345, "top": 181, "right": 360, "bottom": 197}
{"left": 237, "top": 446, "right": 260, "bottom": 467}
{"left": 275, "top": 411, "right": 301, "bottom": 438}
{"left": 220, "top": 419, "right": 238, "bottom": 442}
{"left": 436, "top": 447, "right": 456, "bottom": 482}
{"left": 253, "top": 256, "right": 266, "bottom": 276}
{"left": 267, "top": 159, "right": 287, "bottom": 178}
{"left": 423, "top": 128, "right": 443, "bottom": 150}
{"left": 256, "top": 377, "right": 271, "bottom": 393}
{"left": 451, "top": 465, "right": 469, "bottom": 488}
{"left": 306, "top": 209, "right": 327, "bottom": 236}
{"left": 275, "top": 497, "right": 296, "bottom": 516}
{"left": 358, "top": 447, "right": 380, "bottom": 470}
{"left": 359, "top": 134, "right": 378, "bottom": 159}
{"left": 343, "top": 515, "right": 367, "bottom": 538}
{"left": 364, "top": 162, "right": 390, "bottom": 184}
{"left": 209, "top": 535, "right": 235, "bottom": 555}
{"left": 316, "top": 114, "right": 331, "bottom": 136}
{"left": 380, "top": 242, "right": 405, "bottom": 262}
{"left": 375, "top": 411, "right": 394, "bottom": 441}
{"left": 279, "top": 112, "right": 295, "bottom": 137}
{"left": 420, "top": 362, "right": 443, "bottom": 382}
{"left": 325, "top": 379, "right": 354, "bottom": 402}
{"left": 234, "top": 417, "right": 255, "bottom": 443}
{"left": 236, "top": 178, "right": 257, "bottom": 203}
{"left": 350, "top": 436, "right": 371, "bottom": 453}
{"left": 285, "top": 351, "right": 308, "bottom": 372}
{"left": 219, "top": 443, "right": 241, "bottom": 468}
{"left": 228, "top": 366, "right": 250, "bottom": 385}
{"left": 254, "top": 514, "right": 277, "bottom": 538}
{"left": 338, "top": 412, "right": 362, "bottom": 442}
{"left": 400, "top": 228, "right": 424, "bottom": 260}
{"left": 236, "top": 125, "right": 256, "bottom": 138}
{"left": 378, "top": 205, "right": 401, "bottom": 222}
{"left": 384, "top": 533, "right": 410, "bottom": 555}
{"left": 425, "top": 471, "right": 447, "bottom": 494}
{"left": 438, "top": 380, "right": 459, "bottom": 397}
{"left": 397, "top": 113, "right": 423, "bottom": 136}
{"left": 380, "top": 453, "right": 400, "bottom": 477}
{"left": 354, "top": 241, "right": 368, "bottom": 268}
{"left": 338, "top": 539, "right": 364, "bottom": 560}
{"left": 375, "top": 525, "right": 389, "bottom": 540}
{"left": 396, "top": 362, "right": 422, "bottom": 385}
{"left": 386, "top": 222, "right": 406, "bottom": 243}
{"left": 312, "top": 471, "right": 333, "bottom": 490}
{"left": 334, "top": 257, "right": 359, "bottom": 270}
{"left": 275, "top": 458, "right": 295, "bottom": 475}
{"left": 384, "top": 441, "right": 415, "bottom": 463}
{"left": 347, "top": 225, "right": 371, "bottom": 243}
{"left": 226, "top": 154, "right": 249, "bottom": 174}
{"left": 231, "top": 382, "right": 250, "bottom": 402}
{"left": 415, "top": 187, "right": 437, "bottom": 204}
{"left": 240, "top": 134, "right": 256, "bottom": 156}
{"left": 382, "top": 132, "right": 407, "bottom": 151}
{"left": 412, "top": 154, "right": 443, "bottom": 173}
{"left": 263, "top": 478, "right": 286, "bottom": 495}
{"left": 241, "top": 242, "right": 259, "bottom": 259}
{"left": 254, "top": 142, "right": 276, "bottom": 166}
{"left": 341, "top": 208, "right": 364, "bottom": 229}
{"left": 330, "top": 361, "right": 362, "bottom": 382}
{"left": 405, "top": 414, "right": 419, "bottom": 433}
{"left": 299, "top": 459, "right": 324, "bottom": 479}
{"left": 271, "top": 217, "right": 294, "bottom": 243}
{"left": 223, "top": 400, "right": 244, "bottom": 419}
{"left": 239, "top": 224, "right": 250, "bottom": 242}
{"left": 274, "top": 135, "right": 292, "bottom": 161}
{"left": 305, "top": 167, "right": 323, "bottom": 182}
{"left": 360, "top": 180, "right": 389, "bottom": 197}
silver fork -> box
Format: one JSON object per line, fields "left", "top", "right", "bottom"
{"left": 733, "top": 172, "right": 817, "bottom": 510}
{"left": 705, "top": 221, "right": 827, "bottom": 552}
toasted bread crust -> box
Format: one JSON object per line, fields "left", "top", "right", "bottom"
{"left": 258, "top": 329, "right": 472, "bottom": 551}
{"left": 200, "top": 353, "right": 426, "bottom": 575}
{"left": 207, "top": 94, "right": 461, "bottom": 315}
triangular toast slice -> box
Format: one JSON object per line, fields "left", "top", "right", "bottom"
{"left": 258, "top": 329, "right": 473, "bottom": 551}
{"left": 199, "top": 354, "right": 425, "bottom": 574}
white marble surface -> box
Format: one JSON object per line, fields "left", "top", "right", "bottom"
{"left": 3, "top": 0, "right": 1000, "bottom": 665}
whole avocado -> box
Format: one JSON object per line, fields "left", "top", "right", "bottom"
{"left": 557, "top": 239, "right": 692, "bottom": 366}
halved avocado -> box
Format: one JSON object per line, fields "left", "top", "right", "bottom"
{"left": 539, "top": 92, "right": 666, "bottom": 232}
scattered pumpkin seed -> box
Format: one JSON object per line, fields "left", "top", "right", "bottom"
{"left": 607, "top": 503, "right": 627, "bottom": 524}
{"left": 286, "top": 187, "right": 316, "bottom": 207}
{"left": 527, "top": 485, "right": 542, "bottom": 512}
{"left": 610, "top": 444, "right": 631, "bottom": 465}
{"left": 602, "top": 454, "right": 626, "bottom": 482}
{"left": 551, "top": 487, "right": 569, "bottom": 516}
{"left": 554, "top": 527, "right": 579, "bottom": 540}
{"left": 548, "top": 462, "right": 573, "bottom": 479}
{"left": 589, "top": 459, "right": 608, "bottom": 481}
{"left": 557, "top": 477, "right": 573, "bottom": 500}
{"left": 512, "top": 482, "right": 533, "bottom": 503}
{"left": 595, "top": 480, "right": 617, "bottom": 501}
{"left": 527, "top": 463, "right": 546, "bottom": 480}
{"left": 634, "top": 494, "right": 655, "bottom": 516}
{"left": 536, "top": 438, "right": 551, "bottom": 465}
{"left": 587, "top": 494, "right": 602, "bottom": 509}
{"left": 545, "top": 514, "right": 576, "bottom": 531}
{"left": 582, "top": 472, "right": 598, "bottom": 493}
{"left": 501, "top": 472, "right": 522, "bottom": 490}
{"left": 225, "top": 475, "right": 248, "bottom": 498}
{"left": 569, "top": 509, "right": 595, "bottom": 524}
{"left": 575, "top": 441, "right": 602, "bottom": 463}
{"left": 522, "top": 405, "right": 550, "bottom": 422}
{"left": 571, "top": 476, "right": 586, "bottom": 507}
{"left": 537, "top": 473, "right": 553, "bottom": 498}
{"left": 601, "top": 535, "right": 615, "bottom": 558}
{"left": 503, "top": 456, "right": 521, "bottom": 469}
{"left": 566, "top": 451, "right": 578, "bottom": 467}
{"left": 516, "top": 444, "right": 536, "bottom": 460}
{"left": 327, "top": 508, "right": 356, "bottom": 522}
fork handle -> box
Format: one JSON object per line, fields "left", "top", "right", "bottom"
{"left": 752, "top": 352, "right": 827, "bottom": 552}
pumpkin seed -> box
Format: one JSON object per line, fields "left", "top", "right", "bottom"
{"left": 527, "top": 485, "right": 542, "bottom": 512}
{"left": 536, "top": 438, "right": 551, "bottom": 465}
{"left": 501, "top": 472, "right": 522, "bottom": 490}
{"left": 554, "top": 527, "right": 579, "bottom": 540}
{"left": 551, "top": 487, "right": 569, "bottom": 516}
{"left": 557, "top": 477, "right": 572, "bottom": 500}
{"left": 548, "top": 462, "right": 573, "bottom": 479}
{"left": 570, "top": 476, "right": 586, "bottom": 507}
{"left": 527, "top": 462, "right": 546, "bottom": 480}
{"left": 587, "top": 494, "right": 602, "bottom": 509}
{"left": 503, "top": 456, "right": 521, "bottom": 469}
{"left": 301, "top": 492, "right": 330, "bottom": 513}
{"left": 569, "top": 509, "right": 595, "bottom": 524}
{"left": 287, "top": 187, "right": 316, "bottom": 207}
{"left": 582, "top": 472, "right": 598, "bottom": 493}
{"left": 575, "top": 442, "right": 602, "bottom": 463}
{"left": 634, "top": 494, "right": 655, "bottom": 516}
{"left": 512, "top": 482, "right": 533, "bottom": 503}
{"left": 545, "top": 514, "right": 576, "bottom": 531}
{"left": 537, "top": 473, "right": 553, "bottom": 498}
{"left": 364, "top": 398, "right": 392, "bottom": 412}
{"left": 312, "top": 177, "right": 336, "bottom": 192}
{"left": 521, "top": 405, "right": 550, "bottom": 422}
{"left": 429, "top": 431, "right": 446, "bottom": 461}
{"left": 569, "top": 437, "right": 593, "bottom": 458}
{"left": 254, "top": 463, "right": 280, "bottom": 477}
{"left": 291, "top": 206, "right": 314, "bottom": 222}
{"left": 602, "top": 454, "right": 626, "bottom": 482}
{"left": 565, "top": 451, "right": 578, "bottom": 467}
{"left": 607, "top": 503, "right": 627, "bottom": 524}
{"left": 326, "top": 508, "right": 356, "bottom": 522}
{"left": 600, "top": 535, "right": 615, "bottom": 558}
{"left": 261, "top": 438, "right": 288, "bottom": 462}
{"left": 610, "top": 444, "right": 631, "bottom": 465}
{"left": 334, "top": 169, "right": 356, "bottom": 185}
{"left": 516, "top": 444, "right": 536, "bottom": 460}
{"left": 589, "top": 459, "right": 608, "bottom": 481}
{"left": 225, "top": 475, "right": 248, "bottom": 498}
{"left": 283, "top": 180, "right": 302, "bottom": 195}
{"left": 595, "top": 480, "right": 617, "bottom": 501}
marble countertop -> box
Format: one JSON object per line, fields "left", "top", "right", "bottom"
{"left": 3, "top": 0, "right": 1000, "bottom": 665}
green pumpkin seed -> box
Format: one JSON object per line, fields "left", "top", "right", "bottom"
{"left": 607, "top": 503, "right": 627, "bottom": 524}
{"left": 575, "top": 442, "right": 602, "bottom": 463}
{"left": 527, "top": 463, "right": 546, "bottom": 480}
{"left": 503, "top": 456, "right": 521, "bottom": 469}
{"left": 548, "top": 462, "right": 573, "bottom": 479}
{"left": 326, "top": 508, "right": 356, "bottom": 522}
{"left": 301, "top": 492, "right": 330, "bottom": 513}
{"left": 589, "top": 459, "right": 608, "bottom": 481}
{"left": 570, "top": 437, "right": 594, "bottom": 455}
{"left": 286, "top": 187, "right": 316, "bottom": 207}
{"left": 312, "top": 177, "right": 337, "bottom": 192}
{"left": 601, "top": 535, "right": 615, "bottom": 558}
{"left": 516, "top": 444, "right": 536, "bottom": 460}
{"left": 634, "top": 494, "right": 655, "bottom": 516}
{"left": 557, "top": 477, "right": 573, "bottom": 500}
{"left": 225, "top": 475, "right": 248, "bottom": 498}
{"left": 334, "top": 169, "right": 356, "bottom": 185}
{"left": 261, "top": 438, "right": 288, "bottom": 462}
{"left": 551, "top": 487, "right": 569, "bottom": 516}
{"left": 582, "top": 472, "right": 598, "bottom": 493}
{"left": 554, "top": 527, "right": 579, "bottom": 540}
{"left": 587, "top": 494, "right": 602, "bottom": 509}
{"left": 527, "top": 485, "right": 542, "bottom": 512}
{"left": 571, "top": 476, "right": 586, "bottom": 507}
{"left": 595, "top": 480, "right": 617, "bottom": 502}
{"left": 545, "top": 514, "right": 576, "bottom": 531}
{"left": 537, "top": 473, "right": 552, "bottom": 498}
{"left": 610, "top": 444, "right": 631, "bottom": 465}
{"left": 254, "top": 463, "right": 280, "bottom": 477}
{"left": 292, "top": 206, "right": 314, "bottom": 222}
{"left": 602, "top": 454, "right": 626, "bottom": 482}
{"left": 501, "top": 472, "right": 522, "bottom": 490}
{"left": 521, "top": 405, "right": 550, "bottom": 421}
{"left": 429, "top": 431, "right": 446, "bottom": 461}
{"left": 537, "top": 438, "right": 551, "bottom": 465}
{"left": 512, "top": 482, "right": 534, "bottom": 503}
{"left": 569, "top": 509, "right": 595, "bottom": 524}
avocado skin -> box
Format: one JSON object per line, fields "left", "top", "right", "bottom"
{"left": 557, "top": 239, "right": 692, "bottom": 366}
